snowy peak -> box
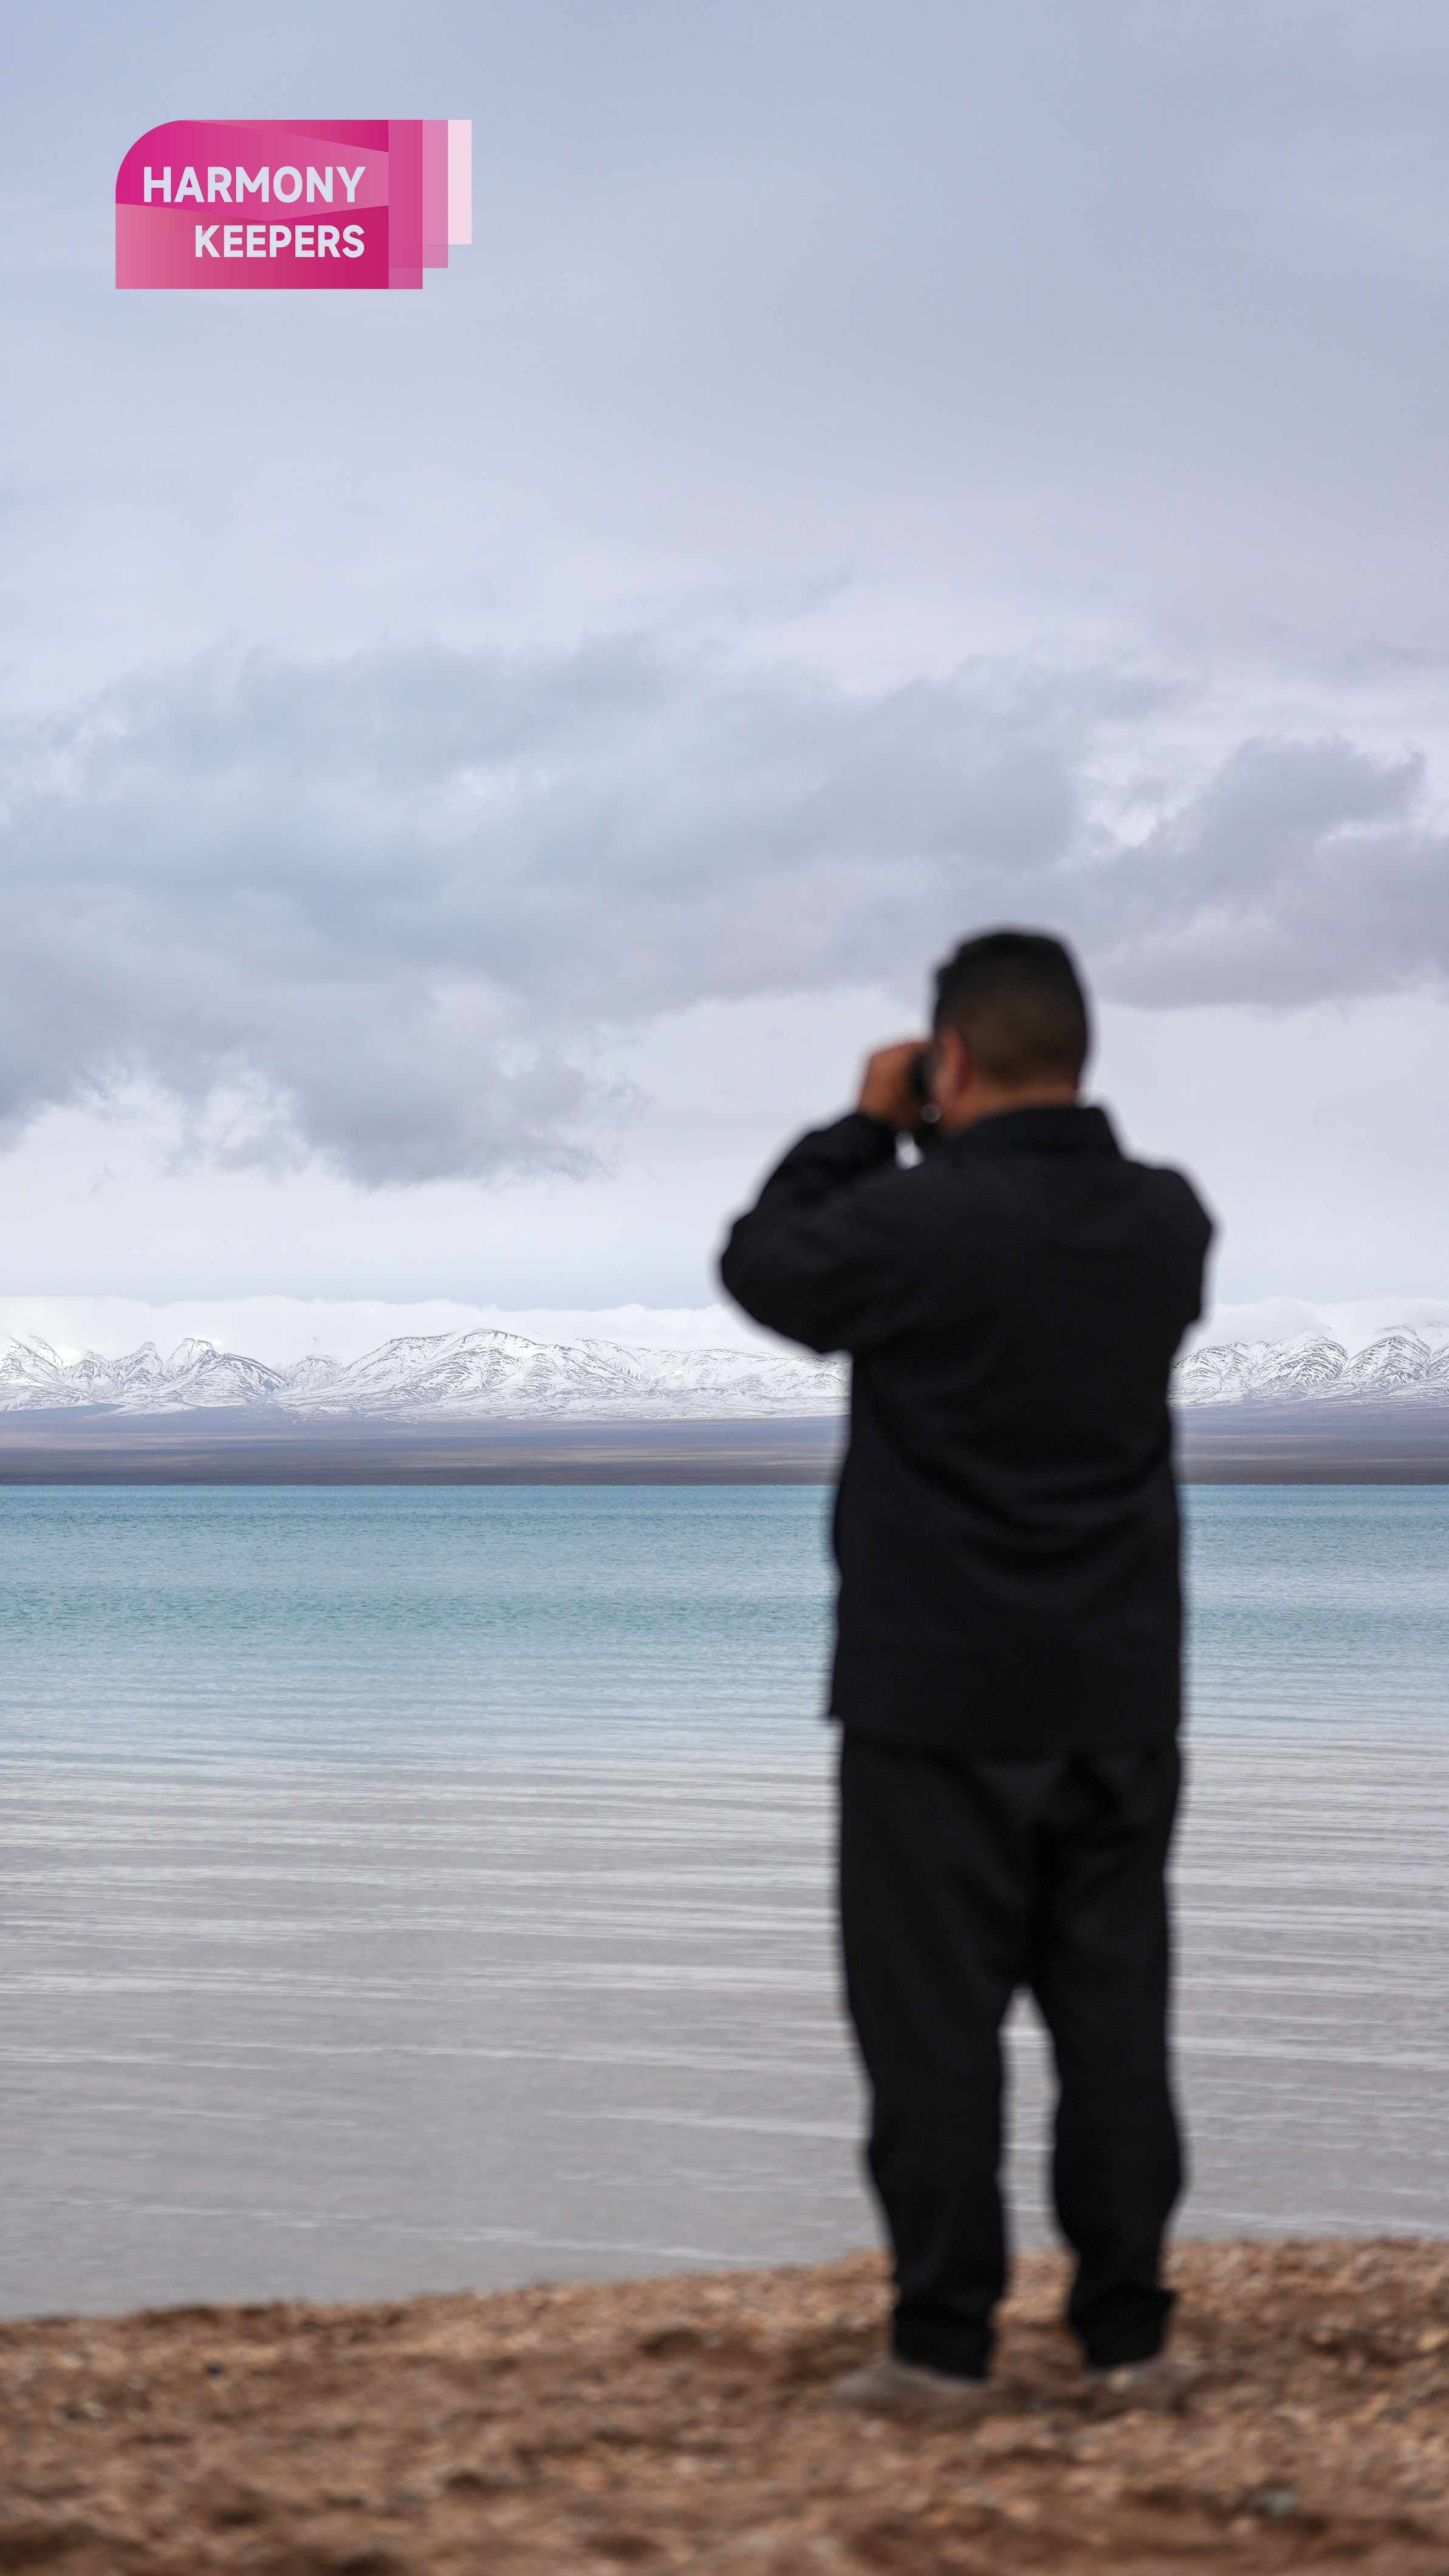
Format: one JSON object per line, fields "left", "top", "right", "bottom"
{"left": 0, "top": 1327, "right": 846, "bottom": 1420}
{"left": 1170, "top": 1329, "right": 1449, "bottom": 1407}
{"left": 285, "top": 1329, "right": 846, "bottom": 1418}
{"left": 2, "top": 1323, "right": 1448, "bottom": 1419}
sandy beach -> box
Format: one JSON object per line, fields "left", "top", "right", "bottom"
{"left": 2, "top": 2237, "right": 1446, "bottom": 2572}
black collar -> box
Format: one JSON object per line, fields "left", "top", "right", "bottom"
{"left": 943, "top": 1103, "right": 1121, "bottom": 1162}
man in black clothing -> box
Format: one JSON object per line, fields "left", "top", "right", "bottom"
{"left": 719, "top": 930, "right": 1212, "bottom": 2415}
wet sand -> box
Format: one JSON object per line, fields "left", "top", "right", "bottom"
{"left": 3, "top": 2238, "right": 1447, "bottom": 2572}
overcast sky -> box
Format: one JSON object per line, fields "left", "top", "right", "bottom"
{"left": 5, "top": 0, "right": 1449, "bottom": 1355}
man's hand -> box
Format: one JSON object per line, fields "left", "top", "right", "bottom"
{"left": 857, "top": 1040, "right": 930, "bottom": 1132}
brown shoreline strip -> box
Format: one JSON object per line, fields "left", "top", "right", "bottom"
{"left": 3, "top": 1399, "right": 1449, "bottom": 1481}
{"left": 0, "top": 1411, "right": 846, "bottom": 1484}
{"left": 2, "top": 2238, "right": 1447, "bottom": 2572}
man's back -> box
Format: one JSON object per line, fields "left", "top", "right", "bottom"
{"left": 721, "top": 1098, "right": 1211, "bottom": 1755}
{"left": 722, "top": 931, "right": 1211, "bottom": 2406}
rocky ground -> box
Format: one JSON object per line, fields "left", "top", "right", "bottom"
{"left": 2, "top": 2238, "right": 1447, "bottom": 2573}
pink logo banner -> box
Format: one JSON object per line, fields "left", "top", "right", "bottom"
{"left": 115, "top": 120, "right": 471, "bottom": 290}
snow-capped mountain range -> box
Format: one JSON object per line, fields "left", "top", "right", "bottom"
{"left": 3, "top": 1325, "right": 1449, "bottom": 1418}
{"left": 0, "top": 1329, "right": 848, "bottom": 1419}
{"left": 1171, "top": 1329, "right": 1449, "bottom": 1406}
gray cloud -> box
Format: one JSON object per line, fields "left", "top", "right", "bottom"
{"left": 1090, "top": 737, "right": 1449, "bottom": 1006}
{"left": 2, "top": 641, "right": 1446, "bottom": 1183}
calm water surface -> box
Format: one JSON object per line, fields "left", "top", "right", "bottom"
{"left": 1, "top": 1485, "right": 1445, "bottom": 2315}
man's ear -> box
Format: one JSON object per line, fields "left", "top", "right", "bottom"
{"left": 932, "top": 1024, "right": 975, "bottom": 1107}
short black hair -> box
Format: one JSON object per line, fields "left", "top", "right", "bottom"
{"left": 932, "top": 929, "right": 1089, "bottom": 1085}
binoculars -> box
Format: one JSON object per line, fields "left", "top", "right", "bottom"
{"left": 909, "top": 1049, "right": 944, "bottom": 1150}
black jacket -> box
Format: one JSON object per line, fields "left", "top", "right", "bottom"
{"left": 720, "top": 1103, "right": 1212, "bottom": 1755}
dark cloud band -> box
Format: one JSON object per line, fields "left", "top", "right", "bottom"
{"left": 1, "top": 642, "right": 1444, "bottom": 1183}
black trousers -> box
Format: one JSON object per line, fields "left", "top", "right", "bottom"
{"left": 839, "top": 1732, "right": 1184, "bottom": 2378}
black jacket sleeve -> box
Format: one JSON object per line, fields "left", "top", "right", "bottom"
{"left": 719, "top": 1112, "right": 914, "bottom": 1355}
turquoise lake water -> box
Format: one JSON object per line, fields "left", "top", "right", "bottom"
{"left": 1, "top": 1484, "right": 1445, "bottom": 2315}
